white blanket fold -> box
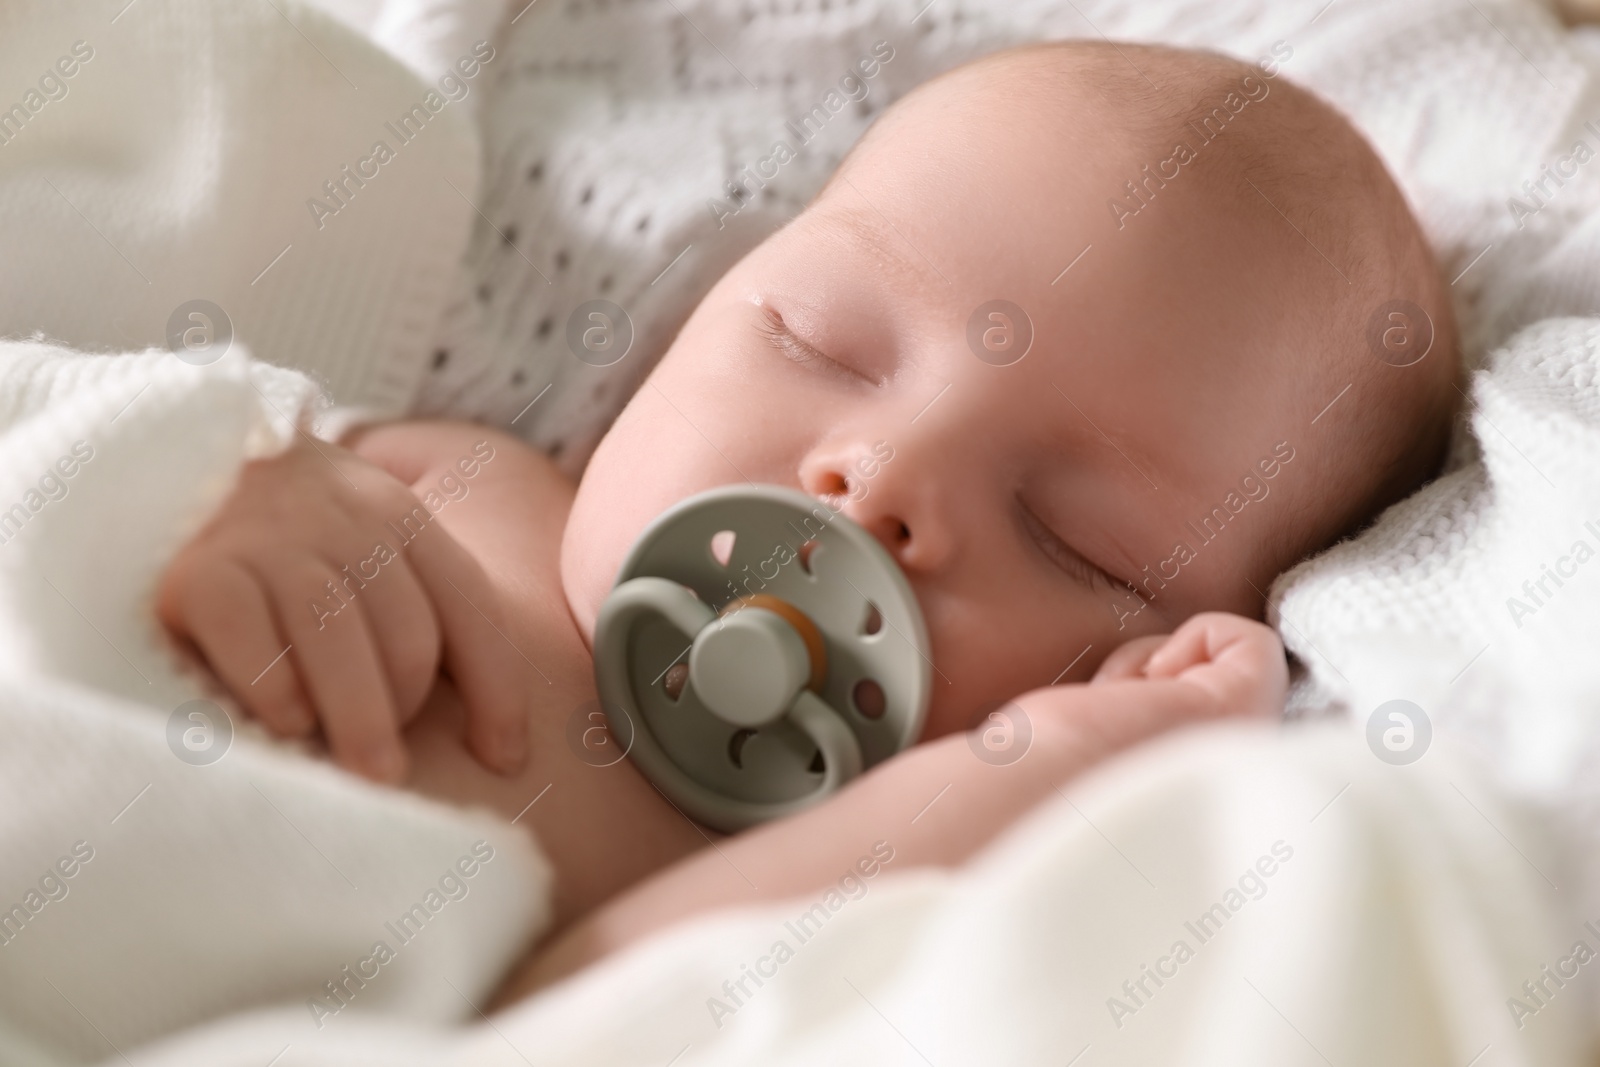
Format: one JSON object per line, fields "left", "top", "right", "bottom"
{"left": 0, "top": 342, "right": 550, "bottom": 1067}
{"left": 101, "top": 723, "right": 1597, "bottom": 1067}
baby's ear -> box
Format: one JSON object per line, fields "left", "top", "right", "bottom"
{"left": 1088, "top": 634, "right": 1169, "bottom": 685}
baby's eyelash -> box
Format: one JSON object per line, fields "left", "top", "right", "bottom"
{"left": 1018, "top": 501, "right": 1119, "bottom": 593}
{"left": 755, "top": 308, "right": 859, "bottom": 381}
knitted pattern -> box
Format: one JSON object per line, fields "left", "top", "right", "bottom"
{"left": 416, "top": 0, "right": 1331, "bottom": 472}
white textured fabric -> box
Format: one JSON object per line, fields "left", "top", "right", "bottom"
{"left": 1259, "top": 0, "right": 1600, "bottom": 941}
{"left": 104, "top": 723, "right": 1598, "bottom": 1067}
{"left": 1272, "top": 316, "right": 1600, "bottom": 920}
{"left": 0, "top": 341, "right": 550, "bottom": 1067}
{"left": 0, "top": 0, "right": 482, "bottom": 424}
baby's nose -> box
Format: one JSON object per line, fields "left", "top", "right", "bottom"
{"left": 800, "top": 455, "right": 951, "bottom": 573}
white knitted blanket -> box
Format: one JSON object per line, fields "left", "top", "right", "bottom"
{"left": 0, "top": 344, "right": 549, "bottom": 1067}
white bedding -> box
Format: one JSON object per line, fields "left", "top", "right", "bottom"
{"left": 0, "top": 347, "right": 550, "bottom": 1067}
{"left": 1, "top": 0, "right": 1599, "bottom": 1063}
{"left": 102, "top": 723, "right": 1596, "bottom": 1067}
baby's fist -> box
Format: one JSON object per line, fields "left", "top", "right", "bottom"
{"left": 1092, "top": 612, "right": 1287, "bottom": 720}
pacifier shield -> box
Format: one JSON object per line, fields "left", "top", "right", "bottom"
{"left": 593, "top": 485, "right": 931, "bottom": 831}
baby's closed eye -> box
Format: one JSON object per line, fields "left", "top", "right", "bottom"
{"left": 755, "top": 304, "right": 874, "bottom": 385}
{"left": 1017, "top": 498, "right": 1118, "bottom": 592}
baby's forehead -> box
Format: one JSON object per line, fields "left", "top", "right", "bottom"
{"left": 802, "top": 199, "right": 937, "bottom": 289}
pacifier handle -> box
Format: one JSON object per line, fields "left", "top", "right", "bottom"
{"left": 593, "top": 576, "right": 864, "bottom": 829}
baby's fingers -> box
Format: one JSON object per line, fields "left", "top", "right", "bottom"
{"left": 343, "top": 550, "right": 442, "bottom": 726}
{"left": 1090, "top": 634, "right": 1169, "bottom": 685}
{"left": 263, "top": 559, "right": 408, "bottom": 783}
{"left": 1145, "top": 612, "right": 1286, "bottom": 715}
{"left": 405, "top": 526, "right": 531, "bottom": 776}
{"left": 1144, "top": 613, "right": 1278, "bottom": 677}
{"left": 159, "top": 558, "right": 314, "bottom": 737}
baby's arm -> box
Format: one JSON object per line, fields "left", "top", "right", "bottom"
{"left": 496, "top": 612, "right": 1286, "bottom": 1003}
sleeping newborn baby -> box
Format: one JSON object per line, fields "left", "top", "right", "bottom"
{"left": 158, "top": 41, "right": 1456, "bottom": 988}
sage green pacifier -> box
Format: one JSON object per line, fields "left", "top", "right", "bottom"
{"left": 593, "top": 484, "right": 931, "bottom": 832}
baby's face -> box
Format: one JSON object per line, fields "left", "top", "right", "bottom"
{"left": 565, "top": 63, "right": 1325, "bottom": 740}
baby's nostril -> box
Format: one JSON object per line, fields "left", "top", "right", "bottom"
{"left": 817, "top": 471, "right": 849, "bottom": 497}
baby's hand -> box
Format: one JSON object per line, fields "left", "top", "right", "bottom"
{"left": 1090, "top": 611, "right": 1287, "bottom": 720}
{"left": 157, "top": 435, "right": 531, "bottom": 782}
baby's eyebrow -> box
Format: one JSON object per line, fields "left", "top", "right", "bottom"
{"left": 822, "top": 199, "right": 938, "bottom": 288}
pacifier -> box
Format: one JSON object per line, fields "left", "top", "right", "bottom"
{"left": 592, "top": 484, "right": 930, "bottom": 832}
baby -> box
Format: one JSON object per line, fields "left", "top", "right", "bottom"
{"left": 157, "top": 42, "right": 1456, "bottom": 998}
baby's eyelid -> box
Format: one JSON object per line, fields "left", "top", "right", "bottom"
{"left": 757, "top": 307, "right": 874, "bottom": 384}
{"left": 1018, "top": 499, "right": 1115, "bottom": 591}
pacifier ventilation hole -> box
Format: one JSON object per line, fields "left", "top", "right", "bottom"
{"left": 861, "top": 601, "right": 882, "bottom": 636}
{"left": 728, "top": 728, "right": 756, "bottom": 769}
{"left": 710, "top": 529, "right": 736, "bottom": 567}
{"left": 807, "top": 749, "right": 824, "bottom": 774}
{"left": 663, "top": 662, "right": 689, "bottom": 701}
{"left": 852, "top": 678, "right": 886, "bottom": 719}
{"left": 797, "top": 539, "right": 819, "bottom": 574}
